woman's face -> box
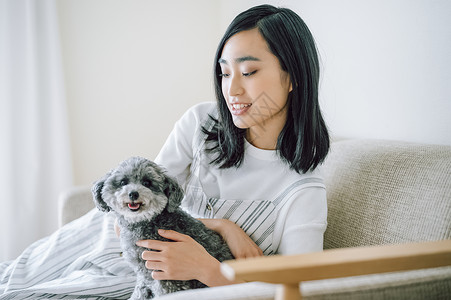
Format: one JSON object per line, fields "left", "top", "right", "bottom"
{"left": 219, "top": 28, "right": 292, "bottom": 149}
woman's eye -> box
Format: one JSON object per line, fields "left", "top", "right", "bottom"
{"left": 219, "top": 73, "right": 230, "bottom": 78}
{"left": 242, "top": 70, "right": 257, "bottom": 77}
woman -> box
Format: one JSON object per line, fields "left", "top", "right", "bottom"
{"left": 0, "top": 4, "right": 329, "bottom": 299}
{"left": 137, "top": 4, "right": 329, "bottom": 287}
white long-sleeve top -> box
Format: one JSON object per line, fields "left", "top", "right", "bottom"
{"left": 155, "top": 102, "right": 327, "bottom": 255}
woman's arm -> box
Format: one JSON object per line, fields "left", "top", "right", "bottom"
{"left": 199, "top": 219, "right": 263, "bottom": 259}
{"left": 276, "top": 186, "right": 327, "bottom": 255}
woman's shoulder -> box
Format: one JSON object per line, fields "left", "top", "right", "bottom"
{"left": 183, "top": 101, "right": 217, "bottom": 122}
{"left": 270, "top": 162, "right": 326, "bottom": 195}
{"left": 173, "top": 101, "right": 217, "bottom": 133}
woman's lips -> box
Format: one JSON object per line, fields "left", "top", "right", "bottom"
{"left": 230, "top": 103, "right": 252, "bottom": 115}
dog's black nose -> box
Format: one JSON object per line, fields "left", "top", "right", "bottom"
{"left": 129, "top": 191, "right": 139, "bottom": 201}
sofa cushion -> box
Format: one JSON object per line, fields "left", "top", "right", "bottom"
{"left": 323, "top": 139, "right": 451, "bottom": 249}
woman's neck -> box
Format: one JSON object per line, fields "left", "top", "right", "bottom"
{"left": 245, "top": 129, "right": 277, "bottom": 150}
{"left": 245, "top": 110, "right": 287, "bottom": 150}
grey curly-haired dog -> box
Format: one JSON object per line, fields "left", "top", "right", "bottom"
{"left": 92, "top": 157, "right": 234, "bottom": 299}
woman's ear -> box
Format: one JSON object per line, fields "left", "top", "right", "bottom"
{"left": 91, "top": 172, "right": 112, "bottom": 213}
{"left": 287, "top": 73, "right": 293, "bottom": 93}
{"left": 164, "top": 174, "right": 184, "bottom": 213}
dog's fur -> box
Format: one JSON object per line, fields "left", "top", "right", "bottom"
{"left": 92, "top": 157, "right": 234, "bottom": 299}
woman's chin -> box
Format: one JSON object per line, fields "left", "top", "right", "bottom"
{"left": 232, "top": 118, "right": 251, "bottom": 129}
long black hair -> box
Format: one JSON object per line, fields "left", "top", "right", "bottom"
{"left": 202, "top": 4, "right": 329, "bottom": 174}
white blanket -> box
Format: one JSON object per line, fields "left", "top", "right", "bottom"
{"left": 0, "top": 209, "right": 136, "bottom": 299}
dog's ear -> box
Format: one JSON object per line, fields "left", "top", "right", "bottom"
{"left": 164, "top": 174, "right": 184, "bottom": 212}
{"left": 92, "top": 172, "right": 112, "bottom": 213}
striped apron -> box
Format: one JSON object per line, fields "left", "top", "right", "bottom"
{"left": 181, "top": 118, "right": 323, "bottom": 255}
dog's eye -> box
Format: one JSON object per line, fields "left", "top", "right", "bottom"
{"left": 119, "top": 179, "right": 129, "bottom": 186}
{"left": 142, "top": 179, "right": 152, "bottom": 188}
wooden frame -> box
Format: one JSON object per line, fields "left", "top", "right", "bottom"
{"left": 220, "top": 240, "right": 451, "bottom": 300}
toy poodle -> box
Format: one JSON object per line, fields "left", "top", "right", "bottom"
{"left": 92, "top": 157, "right": 234, "bottom": 299}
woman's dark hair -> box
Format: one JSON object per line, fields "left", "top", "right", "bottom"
{"left": 202, "top": 4, "right": 329, "bottom": 174}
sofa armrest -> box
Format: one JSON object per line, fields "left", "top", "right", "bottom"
{"left": 58, "top": 186, "right": 95, "bottom": 227}
{"left": 221, "top": 240, "right": 451, "bottom": 300}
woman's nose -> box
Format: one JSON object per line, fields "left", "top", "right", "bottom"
{"left": 227, "top": 75, "right": 244, "bottom": 97}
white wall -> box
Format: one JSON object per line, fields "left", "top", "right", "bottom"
{"left": 58, "top": 0, "right": 451, "bottom": 186}
{"left": 218, "top": 0, "right": 451, "bottom": 144}
{"left": 289, "top": 0, "right": 451, "bottom": 145}
{"left": 57, "top": 0, "right": 221, "bottom": 185}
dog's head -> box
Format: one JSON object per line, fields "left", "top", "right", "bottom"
{"left": 92, "top": 157, "right": 183, "bottom": 223}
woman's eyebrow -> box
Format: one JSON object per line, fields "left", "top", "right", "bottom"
{"left": 218, "top": 55, "right": 261, "bottom": 64}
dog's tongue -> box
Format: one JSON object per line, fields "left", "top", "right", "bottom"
{"left": 128, "top": 203, "right": 141, "bottom": 210}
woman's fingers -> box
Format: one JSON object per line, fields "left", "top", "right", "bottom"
{"left": 136, "top": 225, "right": 263, "bottom": 259}
{"left": 144, "top": 260, "right": 164, "bottom": 270}
{"left": 198, "top": 218, "right": 263, "bottom": 259}
{"left": 141, "top": 249, "right": 163, "bottom": 261}
{"left": 157, "top": 229, "right": 192, "bottom": 242}
{"left": 213, "top": 219, "right": 263, "bottom": 259}
{"left": 133, "top": 227, "right": 238, "bottom": 285}
{"left": 143, "top": 261, "right": 171, "bottom": 280}
{"left": 136, "top": 239, "right": 167, "bottom": 251}
{"left": 136, "top": 229, "right": 190, "bottom": 249}
{"left": 151, "top": 270, "right": 171, "bottom": 280}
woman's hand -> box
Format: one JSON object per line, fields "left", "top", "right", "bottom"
{"left": 200, "top": 219, "right": 263, "bottom": 259}
{"left": 136, "top": 229, "right": 233, "bottom": 286}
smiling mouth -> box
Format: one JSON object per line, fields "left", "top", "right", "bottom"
{"left": 230, "top": 103, "right": 252, "bottom": 115}
{"left": 127, "top": 202, "right": 143, "bottom": 212}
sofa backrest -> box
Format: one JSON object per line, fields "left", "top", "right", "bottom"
{"left": 322, "top": 139, "right": 451, "bottom": 250}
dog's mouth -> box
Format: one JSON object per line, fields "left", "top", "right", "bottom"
{"left": 127, "top": 202, "right": 143, "bottom": 212}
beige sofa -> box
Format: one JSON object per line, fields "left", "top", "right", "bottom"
{"left": 59, "top": 139, "right": 451, "bottom": 299}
